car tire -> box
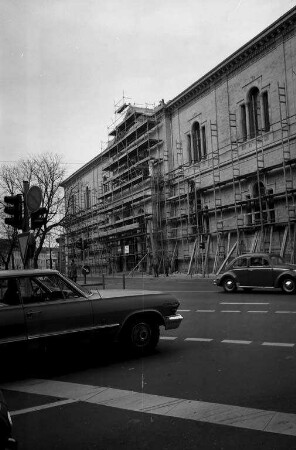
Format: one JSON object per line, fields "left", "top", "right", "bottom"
{"left": 222, "top": 277, "right": 237, "bottom": 293}
{"left": 281, "top": 277, "right": 296, "bottom": 295}
{"left": 125, "top": 319, "right": 160, "bottom": 353}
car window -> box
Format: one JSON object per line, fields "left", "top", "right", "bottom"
{"left": 33, "top": 275, "right": 82, "bottom": 301}
{"left": 232, "top": 258, "right": 248, "bottom": 269}
{"left": 18, "top": 277, "right": 46, "bottom": 304}
{"left": 270, "top": 255, "right": 285, "bottom": 265}
{"left": 18, "top": 275, "right": 83, "bottom": 304}
{"left": 250, "top": 257, "right": 270, "bottom": 267}
{"left": 0, "top": 278, "right": 21, "bottom": 307}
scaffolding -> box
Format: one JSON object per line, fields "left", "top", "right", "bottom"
{"left": 64, "top": 72, "right": 296, "bottom": 277}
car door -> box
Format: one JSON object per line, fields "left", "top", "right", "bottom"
{"left": 18, "top": 275, "right": 93, "bottom": 341}
{"left": 0, "top": 277, "right": 27, "bottom": 346}
{"left": 231, "top": 257, "right": 250, "bottom": 286}
{"left": 248, "top": 256, "right": 273, "bottom": 287}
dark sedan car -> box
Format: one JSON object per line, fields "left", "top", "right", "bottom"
{"left": 214, "top": 253, "right": 296, "bottom": 294}
{"left": 0, "top": 269, "right": 182, "bottom": 354}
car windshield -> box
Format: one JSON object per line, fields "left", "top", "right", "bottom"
{"left": 67, "top": 278, "right": 93, "bottom": 296}
{"left": 270, "top": 255, "right": 285, "bottom": 265}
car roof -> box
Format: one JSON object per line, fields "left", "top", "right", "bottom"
{"left": 235, "top": 253, "right": 280, "bottom": 258}
{"left": 0, "top": 269, "right": 60, "bottom": 279}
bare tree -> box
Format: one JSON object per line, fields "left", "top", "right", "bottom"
{"left": 0, "top": 153, "right": 73, "bottom": 268}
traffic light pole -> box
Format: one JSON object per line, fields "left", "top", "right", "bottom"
{"left": 23, "top": 181, "right": 30, "bottom": 233}
{"left": 22, "top": 181, "right": 31, "bottom": 269}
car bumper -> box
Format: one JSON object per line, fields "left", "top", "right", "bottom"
{"left": 164, "top": 313, "right": 183, "bottom": 330}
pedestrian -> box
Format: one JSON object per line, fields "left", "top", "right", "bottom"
{"left": 69, "top": 259, "right": 77, "bottom": 282}
{"left": 152, "top": 257, "right": 159, "bottom": 277}
{"left": 164, "top": 257, "right": 170, "bottom": 277}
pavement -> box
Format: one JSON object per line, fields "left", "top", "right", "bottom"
{"left": 77, "top": 271, "right": 216, "bottom": 288}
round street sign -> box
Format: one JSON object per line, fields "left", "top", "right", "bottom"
{"left": 26, "top": 186, "right": 43, "bottom": 213}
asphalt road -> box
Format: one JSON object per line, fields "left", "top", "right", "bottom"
{"left": 2, "top": 276, "right": 296, "bottom": 449}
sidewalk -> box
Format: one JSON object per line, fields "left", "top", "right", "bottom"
{"left": 77, "top": 271, "right": 216, "bottom": 288}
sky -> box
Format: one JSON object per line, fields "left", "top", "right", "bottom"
{"left": 1, "top": 0, "right": 296, "bottom": 178}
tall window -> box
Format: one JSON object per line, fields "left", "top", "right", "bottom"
{"left": 187, "top": 134, "right": 192, "bottom": 164}
{"left": 240, "top": 104, "right": 247, "bottom": 141}
{"left": 249, "top": 87, "right": 260, "bottom": 138}
{"left": 262, "top": 91, "right": 270, "bottom": 132}
{"left": 202, "top": 126, "right": 207, "bottom": 158}
{"left": 70, "top": 194, "right": 76, "bottom": 215}
{"left": 85, "top": 186, "right": 91, "bottom": 209}
{"left": 192, "top": 122, "right": 201, "bottom": 162}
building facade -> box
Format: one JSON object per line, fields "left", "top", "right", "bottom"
{"left": 62, "top": 7, "right": 296, "bottom": 276}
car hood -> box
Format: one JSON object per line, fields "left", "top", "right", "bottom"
{"left": 89, "top": 289, "right": 163, "bottom": 299}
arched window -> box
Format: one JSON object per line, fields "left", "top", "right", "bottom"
{"left": 192, "top": 122, "right": 201, "bottom": 162}
{"left": 248, "top": 87, "right": 260, "bottom": 138}
{"left": 187, "top": 134, "right": 192, "bottom": 164}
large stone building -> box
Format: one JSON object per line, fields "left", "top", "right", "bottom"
{"left": 61, "top": 6, "right": 296, "bottom": 276}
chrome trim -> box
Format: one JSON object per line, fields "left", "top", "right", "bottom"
{"left": 27, "top": 323, "right": 121, "bottom": 340}
{"left": 164, "top": 313, "right": 183, "bottom": 330}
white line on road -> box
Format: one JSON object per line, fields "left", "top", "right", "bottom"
{"left": 221, "top": 310, "right": 241, "bottom": 313}
{"left": 247, "top": 311, "right": 268, "bottom": 314}
{"left": 178, "top": 310, "right": 191, "bottom": 312}
{"left": 220, "top": 302, "right": 269, "bottom": 305}
{"left": 222, "top": 340, "right": 252, "bottom": 345}
{"left": 262, "top": 342, "right": 295, "bottom": 348}
{"left": 196, "top": 309, "right": 215, "bottom": 313}
{"left": 160, "top": 337, "right": 178, "bottom": 341}
{"left": 185, "top": 338, "right": 213, "bottom": 342}
{"left": 3, "top": 378, "right": 296, "bottom": 437}
{"left": 275, "top": 311, "right": 296, "bottom": 314}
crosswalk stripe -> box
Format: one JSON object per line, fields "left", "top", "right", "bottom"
{"left": 3, "top": 378, "right": 296, "bottom": 437}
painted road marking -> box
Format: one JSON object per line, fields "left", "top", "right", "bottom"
{"left": 221, "top": 310, "right": 241, "bottom": 313}
{"left": 163, "top": 337, "right": 296, "bottom": 348}
{"left": 275, "top": 311, "right": 296, "bottom": 314}
{"left": 3, "top": 378, "right": 296, "bottom": 437}
{"left": 196, "top": 309, "right": 215, "bottom": 313}
{"left": 247, "top": 311, "right": 268, "bottom": 314}
{"left": 185, "top": 338, "right": 213, "bottom": 342}
{"left": 220, "top": 302, "right": 269, "bottom": 305}
{"left": 178, "top": 310, "right": 191, "bottom": 312}
{"left": 262, "top": 342, "right": 295, "bottom": 348}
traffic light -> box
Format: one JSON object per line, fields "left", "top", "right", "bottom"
{"left": 30, "top": 207, "right": 47, "bottom": 230}
{"left": 4, "top": 194, "right": 23, "bottom": 229}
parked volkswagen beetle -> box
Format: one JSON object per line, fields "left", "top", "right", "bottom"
{"left": 214, "top": 253, "right": 296, "bottom": 294}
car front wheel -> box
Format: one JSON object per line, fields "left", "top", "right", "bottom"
{"left": 281, "top": 277, "right": 296, "bottom": 294}
{"left": 223, "top": 277, "right": 237, "bottom": 293}
{"left": 125, "top": 319, "right": 160, "bottom": 353}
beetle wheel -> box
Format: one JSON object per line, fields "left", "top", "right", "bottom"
{"left": 281, "top": 277, "right": 296, "bottom": 295}
{"left": 223, "top": 277, "right": 237, "bottom": 293}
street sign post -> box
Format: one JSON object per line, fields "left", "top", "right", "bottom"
{"left": 18, "top": 232, "right": 30, "bottom": 266}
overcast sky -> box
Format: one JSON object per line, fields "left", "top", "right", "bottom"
{"left": 1, "top": 0, "right": 295, "bottom": 177}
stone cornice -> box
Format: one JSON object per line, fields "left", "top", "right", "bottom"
{"left": 166, "top": 7, "right": 296, "bottom": 113}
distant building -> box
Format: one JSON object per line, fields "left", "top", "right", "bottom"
{"left": 61, "top": 7, "right": 296, "bottom": 275}
{"left": 0, "top": 238, "right": 58, "bottom": 270}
